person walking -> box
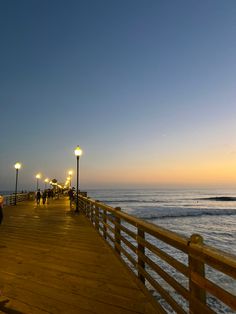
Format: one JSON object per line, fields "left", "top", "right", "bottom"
{"left": 42, "top": 190, "right": 47, "bottom": 205}
{"left": 0, "top": 195, "right": 4, "bottom": 224}
{"left": 36, "top": 189, "right": 41, "bottom": 205}
{"left": 68, "top": 188, "right": 74, "bottom": 209}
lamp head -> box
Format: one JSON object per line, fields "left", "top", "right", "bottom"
{"left": 14, "top": 162, "right": 22, "bottom": 170}
{"left": 44, "top": 178, "right": 49, "bottom": 183}
{"left": 74, "top": 145, "right": 82, "bottom": 157}
{"left": 36, "top": 173, "right": 41, "bottom": 179}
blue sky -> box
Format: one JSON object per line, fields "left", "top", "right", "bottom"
{"left": 1, "top": 1, "right": 236, "bottom": 190}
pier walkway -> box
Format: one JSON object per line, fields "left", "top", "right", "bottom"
{"left": 0, "top": 198, "right": 158, "bottom": 314}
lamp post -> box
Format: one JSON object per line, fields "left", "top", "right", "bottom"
{"left": 68, "top": 170, "right": 73, "bottom": 188}
{"left": 36, "top": 173, "right": 41, "bottom": 190}
{"left": 74, "top": 145, "right": 82, "bottom": 213}
{"left": 66, "top": 177, "right": 70, "bottom": 189}
{"left": 44, "top": 178, "right": 49, "bottom": 190}
{"left": 14, "top": 162, "right": 22, "bottom": 205}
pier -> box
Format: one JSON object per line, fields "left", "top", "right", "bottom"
{"left": 0, "top": 197, "right": 159, "bottom": 314}
{"left": 0, "top": 194, "right": 236, "bottom": 313}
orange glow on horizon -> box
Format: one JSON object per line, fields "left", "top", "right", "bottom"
{"left": 82, "top": 157, "right": 236, "bottom": 187}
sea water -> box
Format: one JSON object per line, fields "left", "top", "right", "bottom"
{"left": 0, "top": 191, "right": 14, "bottom": 196}
{"left": 87, "top": 188, "right": 236, "bottom": 313}
{"left": 87, "top": 188, "right": 236, "bottom": 254}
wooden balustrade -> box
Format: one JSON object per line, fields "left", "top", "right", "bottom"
{"left": 3, "top": 193, "right": 29, "bottom": 206}
{"left": 78, "top": 194, "right": 236, "bottom": 314}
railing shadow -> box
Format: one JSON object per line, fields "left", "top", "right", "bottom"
{"left": 0, "top": 299, "right": 23, "bottom": 314}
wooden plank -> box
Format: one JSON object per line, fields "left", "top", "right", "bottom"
{"left": 138, "top": 228, "right": 145, "bottom": 284}
{"left": 189, "top": 234, "right": 206, "bottom": 313}
{"left": 137, "top": 266, "right": 187, "bottom": 314}
{"left": 0, "top": 198, "right": 160, "bottom": 314}
{"left": 189, "top": 244, "right": 236, "bottom": 279}
{"left": 80, "top": 196, "right": 189, "bottom": 252}
{"left": 191, "top": 271, "right": 236, "bottom": 310}
{"left": 138, "top": 250, "right": 189, "bottom": 300}
{"left": 138, "top": 235, "right": 189, "bottom": 277}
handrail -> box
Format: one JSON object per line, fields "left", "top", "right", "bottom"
{"left": 3, "top": 193, "right": 29, "bottom": 206}
{"left": 77, "top": 195, "right": 236, "bottom": 314}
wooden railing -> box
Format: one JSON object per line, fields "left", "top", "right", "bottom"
{"left": 3, "top": 193, "right": 29, "bottom": 206}
{"left": 77, "top": 195, "right": 236, "bottom": 314}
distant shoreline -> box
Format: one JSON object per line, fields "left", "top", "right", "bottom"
{"left": 197, "top": 196, "right": 236, "bottom": 201}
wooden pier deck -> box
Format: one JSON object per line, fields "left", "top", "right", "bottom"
{"left": 0, "top": 198, "right": 159, "bottom": 314}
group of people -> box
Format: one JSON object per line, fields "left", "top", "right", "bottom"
{"left": 0, "top": 188, "right": 77, "bottom": 224}
{"left": 35, "top": 189, "right": 54, "bottom": 205}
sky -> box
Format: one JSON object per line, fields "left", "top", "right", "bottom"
{"left": 0, "top": 0, "right": 236, "bottom": 191}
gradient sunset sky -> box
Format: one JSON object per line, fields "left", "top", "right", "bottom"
{"left": 1, "top": 0, "right": 236, "bottom": 190}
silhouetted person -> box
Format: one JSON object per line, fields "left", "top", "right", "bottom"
{"left": 42, "top": 190, "right": 47, "bottom": 204}
{"left": 68, "top": 188, "right": 74, "bottom": 209}
{"left": 48, "top": 189, "right": 54, "bottom": 199}
{"left": 36, "top": 189, "right": 41, "bottom": 205}
{"left": 0, "top": 195, "right": 4, "bottom": 224}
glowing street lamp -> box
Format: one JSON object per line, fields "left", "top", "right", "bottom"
{"left": 74, "top": 145, "right": 82, "bottom": 212}
{"left": 14, "top": 162, "right": 22, "bottom": 205}
{"left": 36, "top": 173, "right": 41, "bottom": 190}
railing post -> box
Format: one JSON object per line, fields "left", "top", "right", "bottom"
{"left": 95, "top": 201, "right": 100, "bottom": 231}
{"left": 83, "top": 198, "right": 86, "bottom": 213}
{"left": 137, "top": 227, "right": 145, "bottom": 284}
{"left": 10, "top": 195, "right": 14, "bottom": 206}
{"left": 115, "top": 207, "right": 121, "bottom": 255}
{"left": 78, "top": 196, "right": 82, "bottom": 213}
{"left": 82, "top": 197, "right": 86, "bottom": 214}
{"left": 83, "top": 198, "right": 86, "bottom": 215}
{"left": 91, "top": 204, "right": 95, "bottom": 224}
{"left": 79, "top": 196, "right": 82, "bottom": 212}
{"left": 85, "top": 198, "right": 90, "bottom": 216}
{"left": 89, "top": 202, "right": 92, "bottom": 220}
{"left": 103, "top": 209, "right": 107, "bottom": 239}
{"left": 188, "top": 234, "right": 206, "bottom": 313}
{"left": 77, "top": 195, "right": 81, "bottom": 213}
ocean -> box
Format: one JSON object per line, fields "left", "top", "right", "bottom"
{"left": 87, "top": 188, "right": 236, "bottom": 254}
{"left": 87, "top": 188, "right": 236, "bottom": 313}
{"left": 0, "top": 191, "right": 14, "bottom": 196}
